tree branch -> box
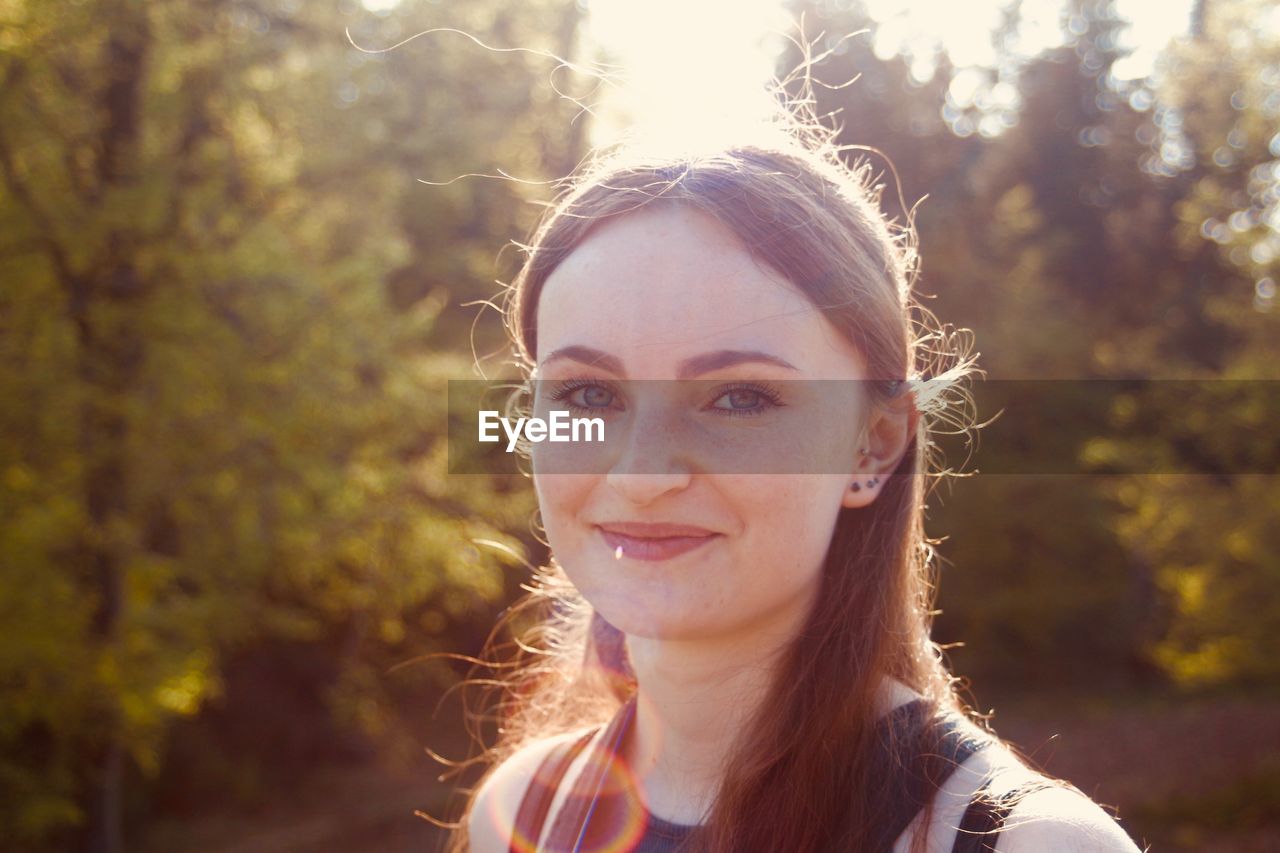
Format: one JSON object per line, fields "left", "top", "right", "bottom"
{"left": 0, "top": 128, "right": 77, "bottom": 287}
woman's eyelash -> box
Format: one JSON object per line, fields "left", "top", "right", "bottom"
{"left": 543, "top": 379, "right": 785, "bottom": 417}
{"left": 546, "top": 377, "right": 621, "bottom": 412}
{"left": 708, "top": 381, "right": 785, "bottom": 417}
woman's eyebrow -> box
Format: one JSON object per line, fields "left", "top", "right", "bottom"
{"left": 539, "top": 345, "right": 625, "bottom": 374}
{"left": 676, "top": 349, "right": 800, "bottom": 378}
{"left": 539, "top": 346, "right": 801, "bottom": 378}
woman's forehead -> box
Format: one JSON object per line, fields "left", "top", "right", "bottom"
{"left": 535, "top": 205, "right": 865, "bottom": 377}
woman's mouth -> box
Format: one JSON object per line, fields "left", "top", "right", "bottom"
{"left": 595, "top": 523, "right": 721, "bottom": 562}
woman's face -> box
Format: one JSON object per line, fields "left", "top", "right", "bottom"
{"left": 531, "top": 203, "right": 889, "bottom": 642}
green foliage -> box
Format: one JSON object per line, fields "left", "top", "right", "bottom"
{"left": 3, "top": 0, "right": 1278, "bottom": 846}
{"left": 786, "top": 0, "right": 1278, "bottom": 689}
{"left": 1099, "top": 0, "right": 1280, "bottom": 687}
{"left": 0, "top": 0, "right": 576, "bottom": 845}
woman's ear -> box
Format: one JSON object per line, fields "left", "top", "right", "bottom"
{"left": 841, "top": 388, "right": 919, "bottom": 509}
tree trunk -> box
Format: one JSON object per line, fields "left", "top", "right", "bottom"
{"left": 73, "top": 4, "right": 151, "bottom": 851}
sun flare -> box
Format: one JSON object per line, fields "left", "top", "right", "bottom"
{"left": 582, "top": 0, "right": 1196, "bottom": 149}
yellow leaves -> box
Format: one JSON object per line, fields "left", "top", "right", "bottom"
{"left": 1117, "top": 471, "right": 1280, "bottom": 687}
{"left": 1079, "top": 436, "right": 1122, "bottom": 469}
{"left": 0, "top": 0, "right": 593, "bottom": 840}
{"left": 1111, "top": 476, "right": 1194, "bottom": 554}
{"left": 3, "top": 463, "right": 34, "bottom": 492}
{"left": 1111, "top": 393, "right": 1138, "bottom": 426}
{"left": 98, "top": 638, "right": 221, "bottom": 774}
{"left": 1153, "top": 636, "right": 1248, "bottom": 688}
{"left": 153, "top": 650, "right": 214, "bottom": 717}
{"left": 0, "top": 25, "right": 21, "bottom": 53}
{"left": 378, "top": 617, "right": 405, "bottom": 645}
{"left": 1150, "top": 561, "right": 1246, "bottom": 687}
{"left": 1225, "top": 527, "right": 1255, "bottom": 562}
{"left": 231, "top": 100, "right": 301, "bottom": 187}
{"left": 1163, "top": 564, "right": 1209, "bottom": 617}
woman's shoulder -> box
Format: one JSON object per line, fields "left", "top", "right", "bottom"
{"left": 467, "top": 725, "right": 602, "bottom": 853}
{"left": 994, "top": 780, "right": 1146, "bottom": 853}
{"left": 923, "top": 735, "right": 1144, "bottom": 853}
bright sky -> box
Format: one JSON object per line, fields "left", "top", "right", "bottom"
{"left": 583, "top": 0, "right": 1197, "bottom": 148}
{"left": 357, "top": 0, "right": 1200, "bottom": 149}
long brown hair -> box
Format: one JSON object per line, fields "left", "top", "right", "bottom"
{"left": 445, "top": 121, "right": 981, "bottom": 851}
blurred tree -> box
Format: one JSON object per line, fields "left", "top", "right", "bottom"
{"left": 1098, "top": 0, "right": 1280, "bottom": 688}
{"left": 781, "top": 0, "right": 1144, "bottom": 686}
{"left": 783, "top": 0, "right": 1277, "bottom": 689}
{"left": 0, "top": 0, "right": 583, "bottom": 849}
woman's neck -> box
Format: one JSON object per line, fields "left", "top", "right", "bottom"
{"left": 619, "top": 612, "right": 924, "bottom": 826}
{"left": 620, "top": 592, "right": 812, "bottom": 825}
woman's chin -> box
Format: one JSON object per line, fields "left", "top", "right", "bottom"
{"left": 585, "top": 591, "right": 706, "bottom": 641}
{"left": 591, "top": 603, "right": 691, "bottom": 640}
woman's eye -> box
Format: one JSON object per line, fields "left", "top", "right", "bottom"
{"left": 711, "top": 388, "right": 767, "bottom": 412}
{"left": 568, "top": 384, "right": 616, "bottom": 409}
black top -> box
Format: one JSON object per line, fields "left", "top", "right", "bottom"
{"left": 512, "top": 697, "right": 997, "bottom": 853}
{"left": 632, "top": 810, "right": 694, "bottom": 852}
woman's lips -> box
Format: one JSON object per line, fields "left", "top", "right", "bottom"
{"left": 596, "top": 525, "right": 720, "bottom": 562}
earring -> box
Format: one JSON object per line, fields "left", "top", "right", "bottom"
{"left": 850, "top": 476, "right": 880, "bottom": 492}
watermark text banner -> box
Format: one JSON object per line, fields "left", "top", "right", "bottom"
{"left": 445, "top": 379, "right": 1280, "bottom": 476}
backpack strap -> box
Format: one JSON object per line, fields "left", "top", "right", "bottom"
{"left": 509, "top": 727, "right": 598, "bottom": 853}
{"left": 950, "top": 779, "right": 1060, "bottom": 853}
{"left": 865, "top": 701, "right": 995, "bottom": 851}
{"left": 950, "top": 781, "right": 1005, "bottom": 853}
{"left": 507, "top": 697, "right": 638, "bottom": 852}
{"left": 542, "top": 697, "right": 638, "bottom": 851}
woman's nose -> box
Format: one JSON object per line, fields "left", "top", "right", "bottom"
{"left": 606, "top": 468, "right": 692, "bottom": 505}
{"left": 605, "top": 409, "right": 694, "bottom": 505}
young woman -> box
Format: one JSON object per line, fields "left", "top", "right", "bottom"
{"left": 447, "top": 123, "right": 1144, "bottom": 852}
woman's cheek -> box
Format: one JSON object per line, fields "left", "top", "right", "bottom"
{"left": 533, "top": 472, "right": 589, "bottom": 516}
{"left": 534, "top": 473, "right": 600, "bottom": 561}
{"left": 742, "top": 476, "right": 842, "bottom": 574}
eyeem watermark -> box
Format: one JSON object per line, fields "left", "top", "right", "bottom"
{"left": 449, "top": 379, "right": 1280, "bottom": 475}
{"left": 478, "top": 410, "right": 605, "bottom": 452}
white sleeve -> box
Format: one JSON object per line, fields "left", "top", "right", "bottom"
{"left": 894, "top": 738, "right": 1146, "bottom": 853}
{"left": 994, "top": 785, "right": 1145, "bottom": 853}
